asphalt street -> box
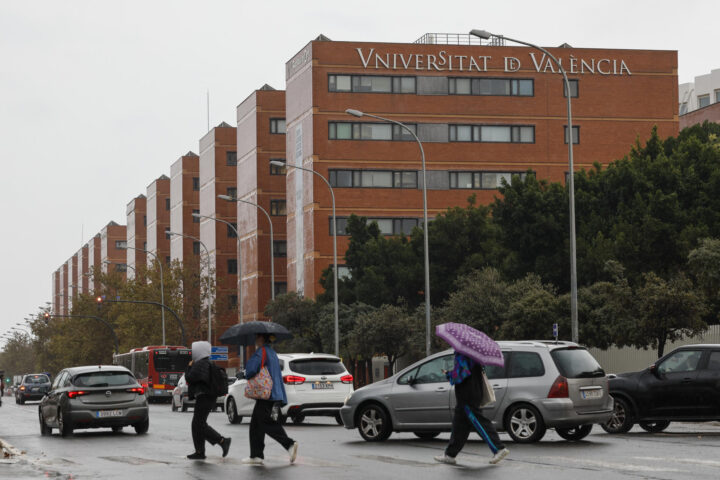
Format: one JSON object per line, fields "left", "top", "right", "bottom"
{"left": 1, "top": 400, "right": 720, "bottom": 479}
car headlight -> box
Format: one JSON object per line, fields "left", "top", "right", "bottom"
{"left": 344, "top": 392, "right": 353, "bottom": 406}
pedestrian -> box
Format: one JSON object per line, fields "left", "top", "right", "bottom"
{"left": 242, "top": 334, "right": 298, "bottom": 466}
{"left": 185, "top": 340, "right": 231, "bottom": 460}
{"left": 434, "top": 352, "right": 510, "bottom": 466}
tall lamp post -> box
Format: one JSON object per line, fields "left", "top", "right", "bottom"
{"left": 217, "top": 195, "right": 276, "bottom": 300}
{"left": 344, "top": 109, "right": 432, "bottom": 357}
{"left": 271, "top": 160, "right": 340, "bottom": 357}
{"left": 168, "top": 231, "right": 213, "bottom": 343}
{"left": 469, "top": 29, "right": 579, "bottom": 343}
{"left": 122, "top": 245, "right": 166, "bottom": 345}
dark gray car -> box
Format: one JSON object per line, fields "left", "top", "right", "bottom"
{"left": 38, "top": 365, "right": 149, "bottom": 437}
{"left": 16, "top": 373, "right": 52, "bottom": 404}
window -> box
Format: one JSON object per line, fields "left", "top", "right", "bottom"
{"left": 564, "top": 79, "right": 579, "bottom": 98}
{"left": 331, "top": 217, "right": 418, "bottom": 236}
{"left": 165, "top": 255, "right": 170, "bottom": 265}
{"left": 698, "top": 94, "right": 711, "bottom": 109}
{"left": 657, "top": 350, "right": 703, "bottom": 375}
{"left": 550, "top": 348, "right": 605, "bottom": 378}
{"left": 361, "top": 171, "right": 393, "bottom": 188}
{"left": 289, "top": 358, "right": 346, "bottom": 375}
{"left": 227, "top": 259, "right": 238, "bottom": 274}
{"left": 392, "top": 218, "right": 418, "bottom": 235}
{"left": 224, "top": 187, "right": 236, "bottom": 200}
{"left": 330, "top": 169, "right": 417, "bottom": 189}
{"left": 165, "top": 198, "right": 171, "bottom": 210}
{"left": 270, "top": 200, "right": 287, "bottom": 216}
{"left": 449, "top": 77, "right": 534, "bottom": 96}
{"left": 338, "top": 265, "right": 351, "bottom": 280}
{"left": 143, "top": 242, "right": 147, "bottom": 250}
{"left": 115, "top": 240, "right": 127, "bottom": 249}
{"left": 707, "top": 351, "right": 720, "bottom": 371}
{"left": 226, "top": 151, "right": 237, "bottom": 166}
{"left": 193, "top": 241, "right": 200, "bottom": 255}
{"left": 165, "top": 227, "right": 171, "bottom": 240}
{"left": 449, "top": 172, "right": 481, "bottom": 189}
{"left": 229, "top": 295, "right": 238, "bottom": 308}
{"left": 328, "top": 122, "right": 417, "bottom": 141}
{"left": 115, "top": 263, "right": 127, "bottom": 273}
{"left": 143, "top": 215, "right": 147, "bottom": 227}
{"left": 274, "top": 282, "right": 287, "bottom": 296}
{"left": 679, "top": 102, "right": 688, "bottom": 115}
{"left": 270, "top": 159, "right": 286, "bottom": 175}
{"left": 412, "top": 355, "right": 454, "bottom": 384}
{"left": 716, "top": 90, "right": 720, "bottom": 103}
{"left": 192, "top": 209, "right": 200, "bottom": 223}
{"left": 328, "top": 74, "right": 416, "bottom": 94}
{"left": 192, "top": 177, "right": 200, "bottom": 191}
{"left": 227, "top": 223, "right": 237, "bottom": 238}
{"left": 73, "top": 371, "right": 135, "bottom": 387}
{"left": 273, "top": 240, "right": 287, "bottom": 257}
{"left": 564, "top": 126, "right": 580, "bottom": 144}
{"left": 481, "top": 172, "right": 526, "bottom": 189}
{"left": 508, "top": 352, "right": 545, "bottom": 378}
{"left": 485, "top": 353, "right": 508, "bottom": 379}
{"left": 270, "top": 118, "right": 286, "bottom": 134}
{"left": 450, "top": 124, "right": 534, "bottom": 143}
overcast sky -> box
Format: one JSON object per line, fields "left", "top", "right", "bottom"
{"left": 1, "top": 0, "right": 718, "bottom": 342}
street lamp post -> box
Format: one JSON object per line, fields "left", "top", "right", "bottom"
{"left": 121, "top": 245, "right": 166, "bottom": 345}
{"left": 469, "top": 29, "right": 579, "bottom": 343}
{"left": 271, "top": 160, "right": 340, "bottom": 356}
{"left": 216, "top": 195, "right": 276, "bottom": 300}
{"left": 169, "top": 231, "right": 213, "bottom": 343}
{"left": 344, "top": 109, "right": 432, "bottom": 357}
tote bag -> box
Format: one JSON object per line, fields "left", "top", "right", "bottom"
{"left": 477, "top": 370, "right": 496, "bottom": 408}
{"left": 244, "top": 347, "right": 273, "bottom": 400}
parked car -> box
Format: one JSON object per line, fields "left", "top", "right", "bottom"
{"left": 38, "top": 365, "right": 149, "bottom": 436}
{"left": 601, "top": 344, "right": 720, "bottom": 434}
{"left": 16, "top": 374, "right": 52, "bottom": 404}
{"left": 340, "top": 341, "right": 613, "bottom": 443}
{"left": 170, "top": 374, "right": 229, "bottom": 412}
{"left": 225, "top": 353, "right": 354, "bottom": 425}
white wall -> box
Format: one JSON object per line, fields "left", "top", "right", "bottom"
{"left": 680, "top": 68, "right": 720, "bottom": 114}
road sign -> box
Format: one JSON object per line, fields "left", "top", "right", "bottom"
{"left": 552, "top": 323, "right": 559, "bottom": 339}
{"left": 212, "top": 346, "right": 228, "bottom": 354}
{"left": 210, "top": 353, "right": 228, "bottom": 361}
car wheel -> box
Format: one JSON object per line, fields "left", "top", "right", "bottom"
{"left": 601, "top": 396, "right": 634, "bottom": 434}
{"left": 134, "top": 418, "right": 149, "bottom": 435}
{"left": 335, "top": 413, "right": 344, "bottom": 426}
{"left": 18, "top": 396, "right": 25, "bottom": 405}
{"left": 639, "top": 421, "right": 670, "bottom": 433}
{"left": 58, "top": 409, "right": 73, "bottom": 437}
{"left": 181, "top": 402, "right": 188, "bottom": 412}
{"left": 39, "top": 409, "right": 51, "bottom": 436}
{"left": 226, "top": 398, "right": 242, "bottom": 424}
{"left": 357, "top": 404, "right": 392, "bottom": 442}
{"left": 505, "top": 404, "right": 546, "bottom": 443}
{"left": 413, "top": 432, "right": 440, "bottom": 440}
{"left": 292, "top": 415, "right": 305, "bottom": 425}
{"left": 556, "top": 425, "right": 593, "bottom": 441}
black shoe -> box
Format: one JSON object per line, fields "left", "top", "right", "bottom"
{"left": 221, "top": 437, "right": 232, "bottom": 458}
{"left": 187, "top": 452, "right": 206, "bottom": 460}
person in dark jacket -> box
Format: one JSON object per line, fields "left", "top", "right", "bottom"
{"left": 435, "top": 352, "right": 509, "bottom": 465}
{"left": 185, "top": 341, "right": 231, "bottom": 460}
{"left": 241, "top": 334, "right": 298, "bottom": 466}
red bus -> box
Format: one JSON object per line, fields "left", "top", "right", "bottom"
{"left": 114, "top": 346, "right": 191, "bottom": 402}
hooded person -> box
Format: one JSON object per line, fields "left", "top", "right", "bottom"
{"left": 184, "top": 340, "right": 231, "bottom": 460}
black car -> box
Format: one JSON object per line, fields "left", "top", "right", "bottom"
{"left": 602, "top": 344, "right": 720, "bottom": 433}
{"left": 16, "top": 374, "right": 52, "bottom": 404}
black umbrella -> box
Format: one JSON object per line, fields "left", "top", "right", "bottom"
{"left": 219, "top": 321, "right": 293, "bottom": 346}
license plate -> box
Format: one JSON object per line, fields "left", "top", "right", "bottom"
{"left": 581, "top": 389, "right": 602, "bottom": 399}
{"left": 311, "top": 382, "right": 334, "bottom": 390}
{"left": 96, "top": 409, "right": 123, "bottom": 418}
{"left": 32, "top": 388, "right": 38, "bottom": 392}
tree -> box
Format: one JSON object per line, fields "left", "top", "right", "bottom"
{"left": 688, "top": 237, "right": 720, "bottom": 322}
{"left": 349, "top": 304, "right": 417, "bottom": 373}
{"left": 498, "top": 274, "right": 564, "bottom": 341}
{"left": 264, "top": 293, "right": 322, "bottom": 353}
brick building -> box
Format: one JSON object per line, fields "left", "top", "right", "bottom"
{"left": 100, "top": 221, "right": 127, "bottom": 276}
{"left": 87, "top": 234, "right": 101, "bottom": 291}
{"left": 170, "top": 152, "right": 200, "bottom": 263}
{"left": 76, "top": 245, "right": 89, "bottom": 294}
{"left": 126, "top": 194, "right": 147, "bottom": 278}
{"left": 146, "top": 175, "right": 171, "bottom": 268}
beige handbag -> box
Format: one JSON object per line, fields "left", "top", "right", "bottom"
{"left": 478, "top": 371, "right": 496, "bottom": 408}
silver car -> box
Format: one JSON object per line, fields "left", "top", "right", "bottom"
{"left": 38, "top": 365, "right": 149, "bottom": 437}
{"left": 340, "top": 341, "right": 613, "bottom": 443}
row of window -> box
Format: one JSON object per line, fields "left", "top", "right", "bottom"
{"left": 449, "top": 124, "right": 535, "bottom": 143}
{"left": 327, "top": 74, "right": 580, "bottom": 98}
{"left": 331, "top": 217, "right": 419, "bottom": 236}
{"left": 329, "top": 122, "right": 416, "bottom": 141}
{"left": 450, "top": 171, "right": 527, "bottom": 189}
{"left": 329, "top": 169, "right": 418, "bottom": 189}
{"left": 225, "top": 242, "right": 287, "bottom": 274}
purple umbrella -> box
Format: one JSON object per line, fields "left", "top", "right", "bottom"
{"left": 436, "top": 323, "right": 504, "bottom": 367}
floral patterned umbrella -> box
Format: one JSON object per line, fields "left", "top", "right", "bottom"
{"left": 436, "top": 322, "right": 504, "bottom": 367}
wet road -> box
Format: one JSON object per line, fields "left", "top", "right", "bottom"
{"left": 1, "top": 400, "right": 720, "bottom": 479}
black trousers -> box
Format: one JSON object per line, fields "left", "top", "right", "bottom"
{"left": 250, "top": 399, "right": 295, "bottom": 459}
{"left": 191, "top": 395, "right": 223, "bottom": 455}
{"left": 446, "top": 403, "right": 505, "bottom": 457}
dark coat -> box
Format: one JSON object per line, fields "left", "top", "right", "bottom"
{"left": 454, "top": 363, "right": 485, "bottom": 407}
{"left": 185, "top": 357, "right": 212, "bottom": 400}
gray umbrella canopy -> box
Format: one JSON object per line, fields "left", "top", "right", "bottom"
{"left": 219, "top": 321, "right": 293, "bottom": 346}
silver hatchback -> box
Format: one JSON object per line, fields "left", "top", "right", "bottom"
{"left": 340, "top": 341, "right": 613, "bottom": 443}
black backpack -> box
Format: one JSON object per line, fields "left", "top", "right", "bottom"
{"left": 209, "top": 362, "right": 229, "bottom": 397}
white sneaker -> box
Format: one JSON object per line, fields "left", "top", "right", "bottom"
{"left": 489, "top": 448, "right": 510, "bottom": 465}
{"left": 287, "top": 442, "right": 299, "bottom": 464}
{"left": 434, "top": 454, "right": 457, "bottom": 465}
{"left": 241, "top": 457, "right": 264, "bottom": 466}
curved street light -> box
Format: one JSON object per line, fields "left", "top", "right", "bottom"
{"left": 469, "top": 29, "right": 579, "bottom": 343}
{"left": 121, "top": 245, "right": 167, "bottom": 345}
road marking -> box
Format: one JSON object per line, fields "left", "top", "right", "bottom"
{"left": 635, "top": 456, "right": 720, "bottom": 468}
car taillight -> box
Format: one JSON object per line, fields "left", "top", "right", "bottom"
{"left": 547, "top": 376, "right": 569, "bottom": 398}
{"left": 340, "top": 375, "right": 354, "bottom": 384}
{"left": 283, "top": 375, "right": 306, "bottom": 385}
{"left": 127, "top": 387, "right": 145, "bottom": 395}
{"left": 19, "top": 386, "right": 26, "bottom": 391}
{"left": 67, "top": 390, "right": 89, "bottom": 399}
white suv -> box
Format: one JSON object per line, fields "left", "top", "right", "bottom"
{"left": 224, "top": 353, "right": 354, "bottom": 425}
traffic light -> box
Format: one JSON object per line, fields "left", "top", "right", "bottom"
{"left": 96, "top": 296, "right": 103, "bottom": 304}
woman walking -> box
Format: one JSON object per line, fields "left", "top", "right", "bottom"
{"left": 242, "top": 334, "right": 298, "bottom": 466}
{"left": 435, "top": 352, "right": 509, "bottom": 465}
{"left": 185, "top": 340, "right": 231, "bottom": 460}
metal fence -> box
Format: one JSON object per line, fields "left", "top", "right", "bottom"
{"left": 413, "top": 33, "right": 505, "bottom": 46}
{"left": 588, "top": 325, "right": 720, "bottom": 374}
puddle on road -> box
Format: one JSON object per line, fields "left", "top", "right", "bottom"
{"left": 99, "top": 456, "right": 171, "bottom": 466}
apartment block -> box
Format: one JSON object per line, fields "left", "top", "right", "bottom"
{"left": 126, "top": 194, "right": 147, "bottom": 278}
{"left": 236, "top": 86, "right": 287, "bottom": 321}
{"left": 66, "top": 255, "right": 78, "bottom": 311}
{"left": 100, "top": 221, "right": 127, "bottom": 276}
{"left": 76, "top": 245, "right": 89, "bottom": 294}
{"left": 87, "top": 234, "right": 101, "bottom": 291}
{"left": 170, "top": 152, "right": 200, "bottom": 263}
{"left": 52, "top": 270, "right": 60, "bottom": 315}
{"left": 60, "top": 262, "right": 68, "bottom": 316}
{"left": 146, "top": 175, "right": 171, "bottom": 268}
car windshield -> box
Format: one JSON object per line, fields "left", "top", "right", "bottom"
{"left": 551, "top": 348, "right": 605, "bottom": 378}
{"left": 72, "top": 371, "right": 135, "bottom": 387}
{"left": 289, "top": 358, "right": 346, "bottom": 375}
{"left": 153, "top": 350, "right": 192, "bottom": 372}
{"left": 24, "top": 375, "right": 50, "bottom": 384}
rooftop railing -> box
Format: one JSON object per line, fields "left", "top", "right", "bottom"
{"left": 413, "top": 33, "right": 506, "bottom": 46}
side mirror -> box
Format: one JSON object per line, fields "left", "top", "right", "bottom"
{"left": 649, "top": 364, "right": 658, "bottom": 376}
{"left": 408, "top": 376, "right": 417, "bottom": 386}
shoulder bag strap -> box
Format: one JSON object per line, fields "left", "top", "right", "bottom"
{"left": 261, "top": 347, "right": 266, "bottom": 368}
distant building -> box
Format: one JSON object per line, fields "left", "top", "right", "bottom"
{"left": 146, "top": 175, "right": 171, "bottom": 267}
{"left": 87, "top": 234, "right": 101, "bottom": 291}
{"left": 170, "top": 152, "right": 200, "bottom": 264}
{"left": 100, "top": 221, "right": 127, "bottom": 277}
{"left": 679, "top": 68, "right": 720, "bottom": 115}
{"left": 76, "top": 245, "right": 89, "bottom": 294}
{"left": 126, "top": 194, "right": 147, "bottom": 278}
